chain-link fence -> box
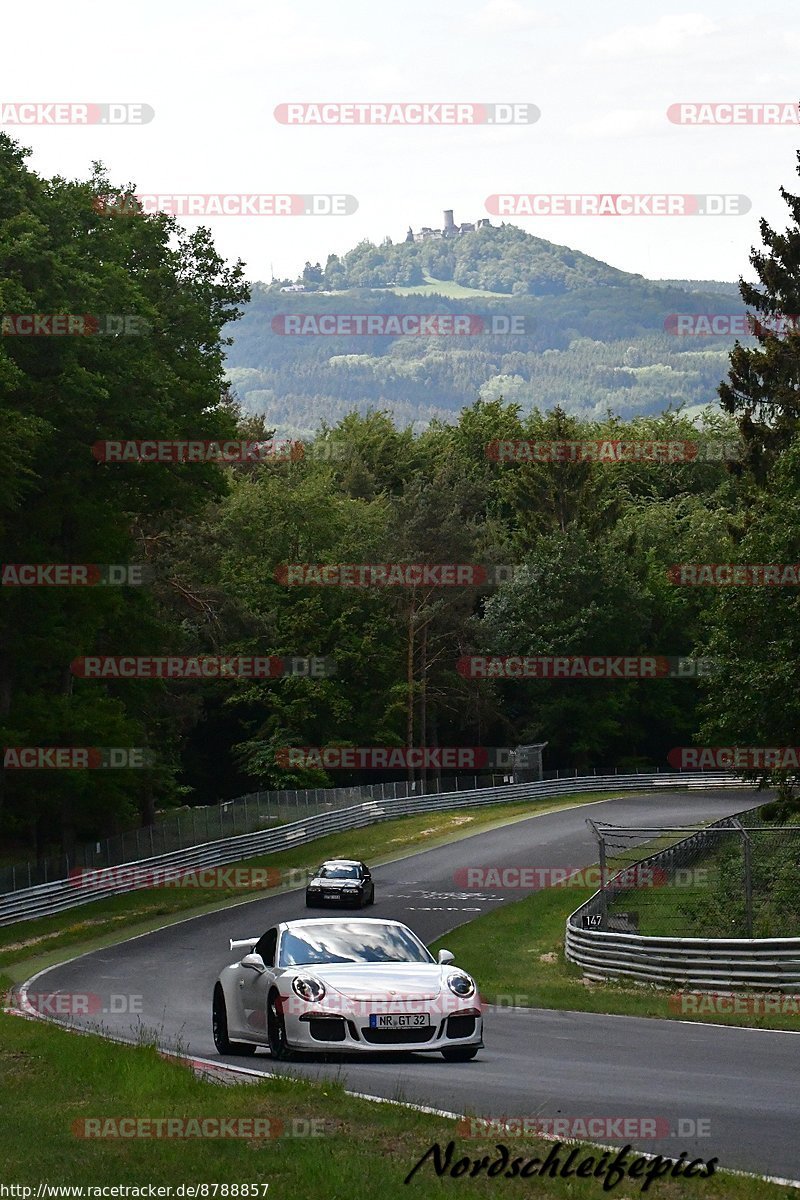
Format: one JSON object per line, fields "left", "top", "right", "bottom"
{"left": 0, "top": 763, "right": 700, "bottom": 897}
{"left": 0, "top": 772, "right": 516, "bottom": 895}
{"left": 583, "top": 808, "right": 800, "bottom": 938}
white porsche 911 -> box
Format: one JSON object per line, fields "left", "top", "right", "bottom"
{"left": 212, "top": 917, "right": 483, "bottom": 1061}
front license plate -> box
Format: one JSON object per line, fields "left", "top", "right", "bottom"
{"left": 326, "top": 892, "right": 341, "bottom": 900}
{"left": 369, "top": 1013, "right": 431, "bottom": 1029}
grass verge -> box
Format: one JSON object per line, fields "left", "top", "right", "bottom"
{"left": 430, "top": 883, "right": 800, "bottom": 1032}
{"left": 0, "top": 792, "right": 618, "bottom": 988}
{"left": 0, "top": 1009, "right": 789, "bottom": 1198}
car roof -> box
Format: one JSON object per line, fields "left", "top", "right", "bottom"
{"left": 316, "top": 858, "right": 362, "bottom": 867}
{"left": 278, "top": 916, "right": 404, "bottom": 930}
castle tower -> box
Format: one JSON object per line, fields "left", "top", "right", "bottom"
{"left": 443, "top": 209, "right": 456, "bottom": 235}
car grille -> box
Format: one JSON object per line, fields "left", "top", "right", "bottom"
{"left": 308, "top": 1017, "right": 347, "bottom": 1042}
{"left": 446, "top": 1015, "right": 477, "bottom": 1039}
{"left": 360, "top": 1026, "right": 435, "bottom": 1045}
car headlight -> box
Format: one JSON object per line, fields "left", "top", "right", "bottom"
{"left": 292, "top": 976, "right": 326, "bottom": 1002}
{"left": 446, "top": 972, "right": 475, "bottom": 998}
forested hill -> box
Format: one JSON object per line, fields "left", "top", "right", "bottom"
{"left": 225, "top": 223, "right": 746, "bottom": 438}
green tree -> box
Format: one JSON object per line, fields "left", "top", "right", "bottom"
{"left": 719, "top": 142, "right": 800, "bottom": 475}
{"left": 0, "top": 135, "right": 249, "bottom": 852}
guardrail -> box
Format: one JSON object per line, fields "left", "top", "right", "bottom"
{"left": 0, "top": 771, "right": 512, "bottom": 895}
{"left": 564, "top": 804, "right": 800, "bottom": 990}
{"left": 0, "top": 771, "right": 750, "bottom": 928}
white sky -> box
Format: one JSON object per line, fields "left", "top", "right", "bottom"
{"left": 3, "top": 0, "right": 799, "bottom": 284}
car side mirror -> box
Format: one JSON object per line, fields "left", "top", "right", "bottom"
{"left": 437, "top": 949, "right": 455, "bottom": 965}
{"left": 241, "top": 952, "right": 266, "bottom": 971}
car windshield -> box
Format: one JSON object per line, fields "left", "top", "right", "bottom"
{"left": 318, "top": 865, "right": 359, "bottom": 880}
{"left": 278, "top": 921, "right": 433, "bottom": 967}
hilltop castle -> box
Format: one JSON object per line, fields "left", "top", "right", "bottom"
{"left": 405, "top": 210, "right": 492, "bottom": 243}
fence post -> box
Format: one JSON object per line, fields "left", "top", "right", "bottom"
{"left": 743, "top": 829, "right": 753, "bottom": 938}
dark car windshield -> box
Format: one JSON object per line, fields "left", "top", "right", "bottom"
{"left": 318, "top": 865, "right": 359, "bottom": 880}
{"left": 278, "top": 921, "right": 433, "bottom": 967}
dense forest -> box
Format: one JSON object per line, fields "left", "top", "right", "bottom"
{"left": 2, "top": 131, "right": 800, "bottom": 858}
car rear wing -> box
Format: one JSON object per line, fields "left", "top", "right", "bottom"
{"left": 230, "top": 937, "right": 259, "bottom": 951}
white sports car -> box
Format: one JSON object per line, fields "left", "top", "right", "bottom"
{"left": 212, "top": 917, "right": 483, "bottom": 1061}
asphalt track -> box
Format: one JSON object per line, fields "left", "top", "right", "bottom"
{"left": 23, "top": 790, "right": 800, "bottom": 1183}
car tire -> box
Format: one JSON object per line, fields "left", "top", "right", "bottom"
{"left": 267, "top": 992, "right": 296, "bottom": 1061}
{"left": 212, "top": 985, "right": 257, "bottom": 1056}
{"left": 367, "top": 884, "right": 375, "bottom": 905}
{"left": 441, "top": 1045, "right": 479, "bottom": 1062}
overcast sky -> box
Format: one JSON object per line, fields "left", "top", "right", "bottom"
{"left": 3, "top": 0, "right": 799, "bottom": 285}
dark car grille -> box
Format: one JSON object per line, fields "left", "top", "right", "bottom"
{"left": 308, "top": 1017, "right": 347, "bottom": 1042}
{"left": 361, "top": 1026, "right": 435, "bottom": 1045}
{"left": 446, "top": 1015, "right": 477, "bottom": 1039}
{"left": 307, "top": 889, "right": 361, "bottom": 903}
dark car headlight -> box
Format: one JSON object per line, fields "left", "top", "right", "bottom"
{"left": 292, "top": 976, "right": 326, "bottom": 1002}
{"left": 446, "top": 972, "right": 476, "bottom": 998}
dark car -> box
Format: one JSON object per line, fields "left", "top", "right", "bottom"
{"left": 305, "top": 859, "right": 375, "bottom": 908}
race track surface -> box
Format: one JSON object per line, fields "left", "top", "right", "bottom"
{"left": 26, "top": 790, "right": 798, "bottom": 1182}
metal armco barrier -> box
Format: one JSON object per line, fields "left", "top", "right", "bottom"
{"left": 0, "top": 772, "right": 748, "bottom": 927}
{"left": 564, "top": 804, "right": 799, "bottom": 990}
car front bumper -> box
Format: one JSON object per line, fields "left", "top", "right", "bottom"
{"left": 306, "top": 889, "right": 363, "bottom": 905}
{"left": 283, "top": 1005, "right": 483, "bottom": 1054}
